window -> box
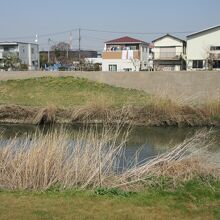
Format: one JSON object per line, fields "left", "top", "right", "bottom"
{"left": 130, "top": 46, "right": 137, "bottom": 50}
{"left": 192, "top": 60, "right": 203, "bottom": 69}
{"left": 210, "top": 46, "right": 220, "bottom": 51}
{"left": 109, "top": 64, "right": 117, "bottom": 72}
{"left": 213, "top": 60, "right": 220, "bottom": 69}
{"left": 142, "top": 47, "right": 147, "bottom": 52}
{"left": 160, "top": 47, "right": 176, "bottom": 59}
{"left": 4, "top": 46, "right": 15, "bottom": 52}
{"left": 31, "top": 48, "right": 34, "bottom": 54}
{"left": 123, "top": 68, "right": 132, "bottom": 72}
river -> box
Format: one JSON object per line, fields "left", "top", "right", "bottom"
{"left": 0, "top": 124, "right": 219, "bottom": 162}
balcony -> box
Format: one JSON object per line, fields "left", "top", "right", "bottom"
{"left": 154, "top": 52, "right": 183, "bottom": 60}
{"left": 0, "top": 51, "right": 19, "bottom": 59}
{"left": 102, "top": 50, "right": 140, "bottom": 60}
{"left": 209, "top": 51, "right": 220, "bottom": 59}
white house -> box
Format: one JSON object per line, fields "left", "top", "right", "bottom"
{"left": 152, "top": 34, "right": 186, "bottom": 71}
{"left": 0, "top": 42, "right": 39, "bottom": 70}
{"left": 187, "top": 25, "right": 220, "bottom": 71}
{"left": 102, "top": 36, "right": 152, "bottom": 72}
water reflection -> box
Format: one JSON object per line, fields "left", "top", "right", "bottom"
{"left": 0, "top": 124, "right": 219, "bottom": 161}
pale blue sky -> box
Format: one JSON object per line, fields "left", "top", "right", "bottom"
{"left": 0, "top": 0, "right": 219, "bottom": 51}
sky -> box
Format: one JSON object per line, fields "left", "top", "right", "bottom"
{"left": 0, "top": 0, "right": 220, "bottom": 51}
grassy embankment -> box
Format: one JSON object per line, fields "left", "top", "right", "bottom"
{"left": 0, "top": 76, "right": 220, "bottom": 126}
{"left": 0, "top": 180, "right": 219, "bottom": 220}
{"left": 0, "top": 76, "right": 149, "bottom": 107}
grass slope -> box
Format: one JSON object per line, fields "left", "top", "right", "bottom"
{"left": 0, "top": 77, "right": 150, "bottom": 107}
{"left": 0, "top": 180, "right": 219, "bottom": 220}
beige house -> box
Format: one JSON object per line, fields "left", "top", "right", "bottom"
{"left": 102, "top": 36, "right": 152, "bottom": 72}
{"left": 187, "top": 25, "right": 220, "bottom": 70}
{"left": 152, "top": 34, "right": 186, "bottom": 71}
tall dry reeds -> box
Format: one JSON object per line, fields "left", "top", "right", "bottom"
{"left": 0, "top": 125, "right": 219, "bottom": 191}
{"left": 115, "top": 129, "right": 219, "bottom": 189}
{"left": 0, "top": 124, "right": 130, "bottom": 190}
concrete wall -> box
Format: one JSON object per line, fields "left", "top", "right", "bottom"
{"left": 0, "top": 71, "right": 220, "bottom": 101}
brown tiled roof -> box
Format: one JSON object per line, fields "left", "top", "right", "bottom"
{"left": 106, "top": 36, "right": 147, "bottom": 44}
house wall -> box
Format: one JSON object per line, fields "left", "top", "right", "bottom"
{"left": 18, "top": 43, "right": 39, "bottom": 70}
{"left": 140, "top": 45, "right": 150, "bottom": 70}
{"left": 18, "top": 43, "right": 29, "bottom": 65}
{"left": 187, "top": 28, "right": 220, "bottom": 70}
{"left": 102, "top": 59, "right": 140, "bottom": 72}
{"left": 29, "top": 44, "right": 39, "bottom": 70}
{"left": 153, "top": 36, "right": 184, "bottom": 60}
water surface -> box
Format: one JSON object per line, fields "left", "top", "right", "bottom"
{"left": 0, "top": 124, "right": 219, "bottom": 161}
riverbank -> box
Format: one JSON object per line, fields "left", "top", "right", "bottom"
{"left": 0, "top": 119, "right": 219, "bottom": 219}
{"left": 0, "top": 76, "right": 220, "bottom": 126}
{"left": 0, "top": 179, "right": 219, "bottom": 220}
{"left": 1, "top": 104, "right": 220, "bottom": 126}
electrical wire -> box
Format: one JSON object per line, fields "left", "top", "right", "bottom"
{"left": 0, "top": 27, "right": 195, "bottom": 41}
{"left": 81, "top": 28, "right": 195, "bottom": 35}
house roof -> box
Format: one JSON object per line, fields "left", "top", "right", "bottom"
{"left": 0, "top": 41, "right": 38, "bottom": 46}
{"left": 152, "top": 34, "right": 186, "bottom": 43}
{"left": 187, "top": 25, "right": 220, "bottom": 38}
{"left": 105, "top": 36, "right": 147, "bottom": 44}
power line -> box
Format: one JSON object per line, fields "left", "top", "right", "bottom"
{"left": 0, "top": 27, "right": 196, "bottom": 42}
{"left": 0, "top": 27, "right": 196, "bottom": 52}
{"left": 0, "top": 29, "right": 78, "bottom": 41}
{"left": 81, "top": 28, "right": 195, "bottom": 35}
{"left": 38, "top": 29, "right": 78, "bottom": 38}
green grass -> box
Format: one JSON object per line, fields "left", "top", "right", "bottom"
{"left": 0, "top": 180, "right": 219, "bottom": 220}
{"left": 0, "top": 77, "right": 150, "bottom": 107}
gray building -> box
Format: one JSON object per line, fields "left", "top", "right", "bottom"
{"left": 0, "top": 42, "right": 39, "bottom": 70}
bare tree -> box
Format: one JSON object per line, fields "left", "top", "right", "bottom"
{"left": 50, "top": 42, "right": 71, "bottom": 64}
{"left": 51, "top": 42, "right": 70, "bottom": 51}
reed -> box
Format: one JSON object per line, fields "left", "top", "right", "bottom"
{"left": 0, "top": 125, "right": 219, "bottom": 191}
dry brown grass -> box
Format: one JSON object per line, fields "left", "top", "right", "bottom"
{"left": 116, "top": 130, "right": 220, "bottom": 189}
{"left": 33, "top": 105, "right": 57, "bottom": 124}
{"left": 0, "top": 99, "right": 220, "bottom": 126}
{"left": 0, "top": 125, "right": 219, "bottom": 191}
{"left": 0, "top": 124, "right": 130, "bottom": 190}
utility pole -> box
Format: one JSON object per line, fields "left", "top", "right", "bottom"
{"left": 48, "top": 38, "right": 51, "bottom": 64}
{"left": 67, "top": 31, "right": 73, "bottom": 60}
{"left": 78, "top": 28, "right": 81, "bottom": 71}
